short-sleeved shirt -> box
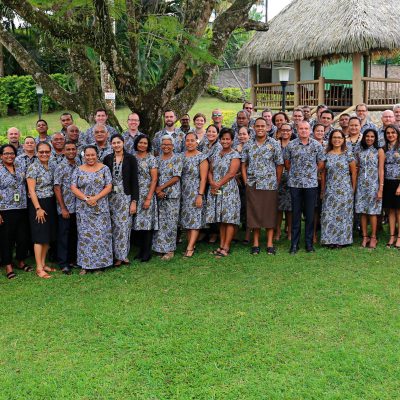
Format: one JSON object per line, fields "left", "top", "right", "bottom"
{"left": 88, "top": 143, "right": 113, "bottom": 162}
{"left": 84, "top": 124, "right": 118, "bottom": 145}
{"left": 157, "top": 154, "right": 183, "bottom": 199}
{"left": 123, "top": 130, "right": 145, "bottom": 155}
{"left": 284, "top": 138, "right": 325, "bottom": 188}
{"left": 54, "top": 161, "right": 79, "bottom": 214}
{"left": 0, "top": 164, "right": 27, "bottom": 210}
{"left": 384, "top": 146, "right": 400, "bottom": 180}
{"left": 376, "top": 128, "right": 386, "bottom": 148}
{"left": 241, "top": 137, "right": 284, "bottom": 190}
{"left": 49, "top": 152, "right": 66, "bottom": 171}
{"left": 361, "top": 121, "right": 377, "bottom": 135}
{"left": 35, "top": 135, "right": 52, "bottom": 145}
{"left": 15, "top": 154, "right": 37, "bottom": 174}
{"left": 26, "top": 160, "right": 54, "bottom": 198}
{"left": 152, "top": 128, "right": 185, "bottom": 155}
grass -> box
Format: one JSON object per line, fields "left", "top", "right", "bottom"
{"left": 0, "top": 96, "right": 242, "bottom": 137}
{"left": 1, "top": 232, "right": 400, "bottom": 399}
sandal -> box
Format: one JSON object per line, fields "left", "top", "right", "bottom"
{"left": 18, "top": 263, "right": 33, "bottom": 272}
{"left": 161, "top": 252, "right": 174, "bottom": 260}
{"left": 113, "top": 260, "right": 123, "bottom": 267}
{"left": 6, "top": 271, "right": 17, "bottom": 280}
{"left": 395, "top": 236, "right": 400, "bottom": 249}
{"left": 215, "top": 248, "right": 229, "bottom": 258}
{"left": 43, "top": 265, "right": 57, "bottom": 272}
{"left": 121, "top": 260, "right": 130, "bottom": 265}
{"left": 36, "top": 269, "right": 51, "bottom": 279}
{"left": 183, "top": 248, "right": 195, "bottom": 258}
{"left": 210, "top": 248, "right": 223, "bottom": 255}
{"left": 251, "top": 246, "right": 260, "bottom": 255}
{"left": 386, "top": 235, "right": 395, "bottom": 248}
{"left": 369, "top": 236, "right": 378, "bottom": 249}
{"left": 361, "top": 236, "right": 370, "bottom": 248}
{"left": 79, "top": 269, "right": 87, "bottom": 275}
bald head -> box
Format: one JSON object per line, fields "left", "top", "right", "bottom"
{"left": 7, "top": 127, "right": 21, "bottom": 146}
{"left": 382, "top": 110, "right": 395, "bottom": 127}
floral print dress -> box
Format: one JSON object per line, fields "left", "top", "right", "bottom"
{"left": 152, "top": 154, "right": 183, "bottom": 253}
{"left": 71, "top": 166, "right": 113, "bottom": 270}
{"left": 321, "top": 152, "right": 355, "bottom": 245}
{"left": 109, "top": 161, "right": 132, "bottom": 260}
{"left": 179, "top": 152, "right": 208, "bottom": 229}
{"left": 206, "top": 150, "right": 241, "bottom": 225}
{"left": 355, "top": 146, "right": 382, "bottom": 215}
{"left": 133, "top": 154, "right": 159, "bottom": 231}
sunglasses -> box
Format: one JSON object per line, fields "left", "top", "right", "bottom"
{"left": 212, "top": 113, "right": 222, "bottom": 117}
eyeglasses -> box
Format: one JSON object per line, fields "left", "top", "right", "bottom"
{"left": 212, "top": 113, "right": 222, "bottom": 117}
{"left": 2, "top": 152, "right": 15, "bottom": 156}
{"left": 245, "top": 107, "right": 253, "bottom": 110}
{"left": 38, "top": 151, "right": 51, "bottom": 154}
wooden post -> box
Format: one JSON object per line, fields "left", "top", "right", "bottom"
{"left": 294, "top": 60, "right": 301, "bottom": 106}
{"left": 352, "top": 53, "right": 363, "bottom": 105}
{"left": 318, "top": 75, "right": 325, "bottom": 105}
{"left": 250, "top": 64, "right": 257, "bottom": 109}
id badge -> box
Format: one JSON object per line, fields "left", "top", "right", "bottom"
{"left": 14, "top": 193, "right": 20, "bottom": 202}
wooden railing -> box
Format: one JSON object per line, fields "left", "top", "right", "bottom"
{"left": 362, "top": 77, "right": 400, "bottom": 105}
{"left": 254, "top": 82, "right": 295, "bottom": 110}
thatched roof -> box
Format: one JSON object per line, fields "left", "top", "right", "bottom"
{"left": 239, "top": 0, "right": 400, "bottom": 64}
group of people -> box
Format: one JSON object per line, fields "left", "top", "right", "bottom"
{"left": 1, "top": 102, "right": 400, "bottom": 280}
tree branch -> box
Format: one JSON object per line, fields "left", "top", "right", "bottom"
{"left": 0, "top": 0, "right": 96, "bottom": 45}
{"left": 0, "top": 24, "right": 80, "bottom": 111}
{"left": 242, "top": 20, "right": 269, "bottom": 32}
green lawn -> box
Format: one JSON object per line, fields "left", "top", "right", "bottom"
{"left": 0, "top": 96, "right": 242, "bottom": 138}
{"left": 1, "top": 234, "right": 400, "bottom": 399}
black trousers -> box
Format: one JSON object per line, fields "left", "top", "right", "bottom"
{"left": 57, "top": 213, "right": 77, "bottom": 268}
{"left": 0, "top": 209, "right": 29, "bottom": 265}
{"left": 290, "top": 187, "right": 318, "bottom": 248}
{"left": 136, "top": 230, "right": 153, "bottom": 260}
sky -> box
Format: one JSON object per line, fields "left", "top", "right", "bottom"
{"left": 268, "top": 0, "right": 293, "bottom": 20}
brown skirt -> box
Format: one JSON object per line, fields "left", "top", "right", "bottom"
{"left": 246, "top": 184, "right": 278, "bottom": 229}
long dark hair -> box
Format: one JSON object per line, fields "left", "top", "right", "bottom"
{"left": 384, "top": 124, "right": 400, "bottom": 151}
{"left": 325, "top": 129, "right": 347, "bottom": 153}
{"left": 360, "top": 129, "right": 379, "bottom": 150}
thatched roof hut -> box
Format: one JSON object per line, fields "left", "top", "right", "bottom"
{"left": 239, "top": 0, "right": 400, "bottom": 111}
{"left": 239, "top": 0, "right": 400, "bottom": 63}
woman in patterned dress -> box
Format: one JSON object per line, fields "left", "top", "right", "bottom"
{"left": 152, "top": 135, "right": 183, "bottom": 260}
{"left": 276, "top": 123, "right": 293, "bottom": 241}
{"left": 133, "top": 134, "right": 158, "bottom": 262}
{"left": 320, "top": 130, "right": 357, "bottom": 248}
{"left": 235, "top": 126, "right": 251, "bottom": 244}
{"left": 202, "top": 124, "right": 221, "bottom": 159}
{"left": 71, "top": 145, "right": 113, "bottom": 273}
{"left": 382, "top": 125, "right": 400, "bottom": 248}
{"left": 26, "top": 142, "right": 57, "bottom": 279}
{"left": 206, "top": 128, "right": 241, "bottom": 257}
{"left": 0, "top": 145, "right": 31, "bottom": 279}
{"left": 355, "top": 129, "right": 385, "bottom": 249}
{"left": 193, "top": 113, "right": 207, "bottom": 151}
{"left": 180, "top": 132, "right": 209, "bottom": 257}
{"left": 103, "top": 134, "right": 139, "bottom": 266}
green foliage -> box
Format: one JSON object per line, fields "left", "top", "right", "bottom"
{"left": 206, "top": 84, "right": 250, "bottom": 103}
{"left": 0, "top": 74, "right": 75, "bottom": 116}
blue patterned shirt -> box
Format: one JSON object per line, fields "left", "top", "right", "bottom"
{"left": 152, "top": 128, "right": 185, "bottom": 155}
{"left": 384, "top": 146, "right": 400, "bottom": 180}
{"left": 156, "top": 154, "right": 183, "bottom": 199}
{"left": 0, "top": 164, "right": 27, "bottom": 210}
{"left": 15, "top": 154, "right": 37, "bottom": 174}
{"left": 54, "top": 161, "right": 79, "bottom": 214}
{"left": 360, "top": 121, "right": 377, "bottom": 135}
{"left": 284, "top": 138, "right": 325, "bottom": 188}
{"left": 84, "top": 124, "right": 118, "bottom": 145}
{"left": 88, "top": 143, "right": 113, "bottom": 162}
{"left": 376, "top": 128, "right": 386, "bottom": 148}
{"left": 122, "top": 130, "right": 145, "bottom": 155}
{"left": 26, "top": 160, "right": 54, "bottom": 198}
{"left": 241, "top": 137, "right": 284, "bottom": 190}
{"left": 35, "top": 135, "right": 52, "bottom": 145}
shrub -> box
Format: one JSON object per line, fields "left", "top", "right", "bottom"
{"left": 0, "top": 74, "right": 76, "bottom": 116}
{"left": 206, "top": 85, "right": 250, "bottom": 103}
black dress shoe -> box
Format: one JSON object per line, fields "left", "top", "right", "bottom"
{"left": 306, "top": 246, "right": 315, "bottom": 253}
{"left": 61, "top": 266, "right": 72, "bottom": 275}
{"left": 289, "top": 246, "right": 298, "bottom": 254}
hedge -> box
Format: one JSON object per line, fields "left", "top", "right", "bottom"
{"left": 207, "top": 85, "right": 250, "bottom": 103}
{"left": 0, "top": 74, "right": 76, "bottom": 117}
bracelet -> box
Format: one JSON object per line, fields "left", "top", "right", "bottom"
{"left": 36, "top": 207, "right": 41, "bottom": 211}
{"left": 197, "top": 193, "right": 204, "bottom": 196}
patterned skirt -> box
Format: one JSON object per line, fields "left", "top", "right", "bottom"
{"left": 76, "top": 211, "right": 113, "bottom": 269}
